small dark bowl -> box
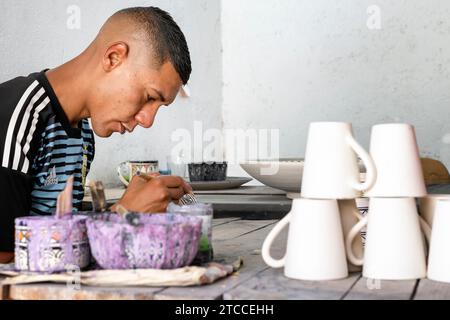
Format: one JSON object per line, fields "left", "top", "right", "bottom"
{"left": 188, "top": 162, "right": 227, "bottom": 181}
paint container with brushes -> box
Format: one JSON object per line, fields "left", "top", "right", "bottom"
{"left": 14, "top": 176, "right": 91, "bottom": 273}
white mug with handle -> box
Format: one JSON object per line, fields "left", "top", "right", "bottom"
{"left": 427, "top": 199, "right": 450, "bottom": 283}
{"left": 262, "top": 198, "right": 348, "bottom": 281}
{"left": 346, "top": 197, "right": 428, "bottom": 280}
{"left": 116, "top": 160, "right": 159, "bottom": 186}
{"left": 301, "top": 122, "right": 376, "bottom": 199}
{"left": 418, "top": 194, "right": 450, "bottom": 228}
{"left": 365, "top": 123, "right": 426, "bottom": 197}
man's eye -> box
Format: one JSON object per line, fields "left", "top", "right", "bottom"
{"left": 147, "top": 96, "right": 155, "bottom": 102}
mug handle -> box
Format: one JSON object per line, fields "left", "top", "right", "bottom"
{"left": 345, "top": 215, "right": 368, "bottom": 266}
{"left": 351, "top": 199, "right": 364, "bottom": 221}
{"left": 346, "top": 135, "right": 377, "bottom": 192}
{"left": 117, "top": 161, "right": 130, "bottom": 186}
{"left": 262, "top": 213, "right": 291, "bottom": 268}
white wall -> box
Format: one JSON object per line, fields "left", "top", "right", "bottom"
{"left": 0, "top": 0, "right": 222, "bottom": 186}
{"left": 2, "top": 1, "right": 450, "bottom": 185}
{"left": 222, "top": 0, "right": 450, "bottom": 177}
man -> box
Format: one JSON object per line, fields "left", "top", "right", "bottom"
{"left": 0, "top": 6, "right": 193, "bottom": 262}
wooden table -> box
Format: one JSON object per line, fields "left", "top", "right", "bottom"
{"left": 2, "top": 216, "right": 450, "bottom": 300}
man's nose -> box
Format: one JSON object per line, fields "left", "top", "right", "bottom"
{"left": 135, "top": 107, "right": 157, "bottom": 129}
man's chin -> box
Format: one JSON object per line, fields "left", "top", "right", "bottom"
{"left": 92, "top": 127, "right": 113, "bottom": 138}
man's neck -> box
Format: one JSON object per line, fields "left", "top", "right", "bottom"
{"left": 45, "top": 54, "right": 92, "bottom": 128}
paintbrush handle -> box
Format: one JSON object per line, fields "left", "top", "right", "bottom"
{"left": 136, "top": 172, "right": 154, "bottom": 182}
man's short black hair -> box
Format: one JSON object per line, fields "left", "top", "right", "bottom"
{"left": 115, "top": 6, "right": 192, "bottom": 84}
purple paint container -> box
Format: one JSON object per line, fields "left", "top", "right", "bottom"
{"left": 86, "top": 213, "right": 202, "bottom": 270}
{"left": 14, "top": 215, "right": 90, "bottom": 273}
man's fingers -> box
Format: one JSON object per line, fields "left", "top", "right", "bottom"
{"left": 167, "top": 186, "right": 185, "bottom": 200}
{"left": 182, "top": 181, "right": 193, "bottom": 194}
{"left": 158, "top": 175, "right": 192, "bottom": 194}
{"left": 157, "top": 175, "right": 183, "bottom": 187}
{"left": 148, "top": 172, "right": 160, "bottom": 177}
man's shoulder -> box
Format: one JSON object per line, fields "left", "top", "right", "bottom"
{"left": 0, "top": 71, "right": 51, "bottom": 174}
{"left": 0, "top": 72, "right": 41, "bottom": 118}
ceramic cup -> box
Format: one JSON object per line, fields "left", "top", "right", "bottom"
{"left": 427, "top": 200, "right": 450, "bottom": 283}
{"left": 117, "top": 160, "right": 159, "bottom": 186}
{"left": 262, "top": 198, "right": 348, "bottom": 281}
{"left": 15, "top": 215, "right": 90, "bottom": 273}
{"left": 365, "top": 123, "right": 426, "bottom": 197}
{"left": 346, "top": 197, "right": 428, "bottom": 280}
{"left": 301, "top": 122, "right": 376, "bottom": 199}
{"left": 419, "top": 194, "right": 450, "bottom": 228}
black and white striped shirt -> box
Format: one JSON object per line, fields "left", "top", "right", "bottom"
{"left": 0, "top": 70, "right": 95, "bottom": 251}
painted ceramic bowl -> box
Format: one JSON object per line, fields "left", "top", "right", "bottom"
{"left": 86, "top": 213, "right": 202, "bottom": 270}
{"left": 188, "top": 162, "right": 228, "bottom": 181}
{"left": 14, "top": 215, "right": 90, "bottom": 273}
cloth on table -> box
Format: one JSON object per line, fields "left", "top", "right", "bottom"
{"left": 0, "top": 257, "right": 243, "bottom": 287}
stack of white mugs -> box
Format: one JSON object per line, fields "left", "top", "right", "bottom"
{"left": 262, "top": 122, "right": 450, "bottom": 283}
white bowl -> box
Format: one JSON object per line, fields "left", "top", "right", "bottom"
{"left": 240, "top": 158, "right": 366, "bottom": 193}
{"left": 240, "top": 158, "right": 304, "bottom": 193}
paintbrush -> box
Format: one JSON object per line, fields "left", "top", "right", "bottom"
{"left": 88, "top": 180, "right": 108, "bottom": 212}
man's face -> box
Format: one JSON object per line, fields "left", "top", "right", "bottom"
{"left": 89, "top": 60, "right": 183, "bottom": 137}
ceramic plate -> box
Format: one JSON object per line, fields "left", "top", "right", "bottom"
{"left": 240, "top": 158, "right": 304, "bottom": 193}
{"left": 186, "top": 177, "right": 252, "bottom": 190}
{"left": 240, "top": 158, "right": 367, "bottom": 193}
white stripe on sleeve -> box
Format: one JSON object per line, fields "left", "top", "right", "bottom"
{"left": 12, "top": 87, "right": 46, "bottom": 170}
{"left": 21, "top": 97, "right": 51, "bottom": 173}
{"left": 1, "top": 80, "right": 39, "bottom": 168}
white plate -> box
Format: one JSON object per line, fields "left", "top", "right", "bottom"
{"left": 187, "top": 177, "right": 252, "bottom": 190}
{"left": 240, "top": 158, "right": 367, "bottom": 193}
{"left": 240, "top": 158, "right": 304, "bottom": 193}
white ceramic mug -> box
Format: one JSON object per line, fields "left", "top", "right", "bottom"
{"left": 262, "top": 198, "right": 348, "bottom": 281}
{"left": 346, "top": 197, "right": 428, "bottom": 280}
{"left": 117, "top": 161, "right": 159, "bottom": 186}
{"left": 419, "top": 194, "right": 450, "bottom": 228}
{"left": 365, "top": 123, "right": 426, "bottom": 197}
{"left": 427, "top": 200, "right": 450, "bottom": 283}
{"left": 301, "top": 122, "right": 376, "bottom": 199}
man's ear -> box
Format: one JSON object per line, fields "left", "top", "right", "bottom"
{"left": 102, "top": 42, "right": 129, "bottom": 72}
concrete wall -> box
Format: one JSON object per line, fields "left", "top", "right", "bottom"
{"left": 222, "top": 0, "right": 450, "bottom": 177}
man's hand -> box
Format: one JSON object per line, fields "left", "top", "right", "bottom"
{"left": 111, "top": 174, "right": 193, "bottom": 213}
